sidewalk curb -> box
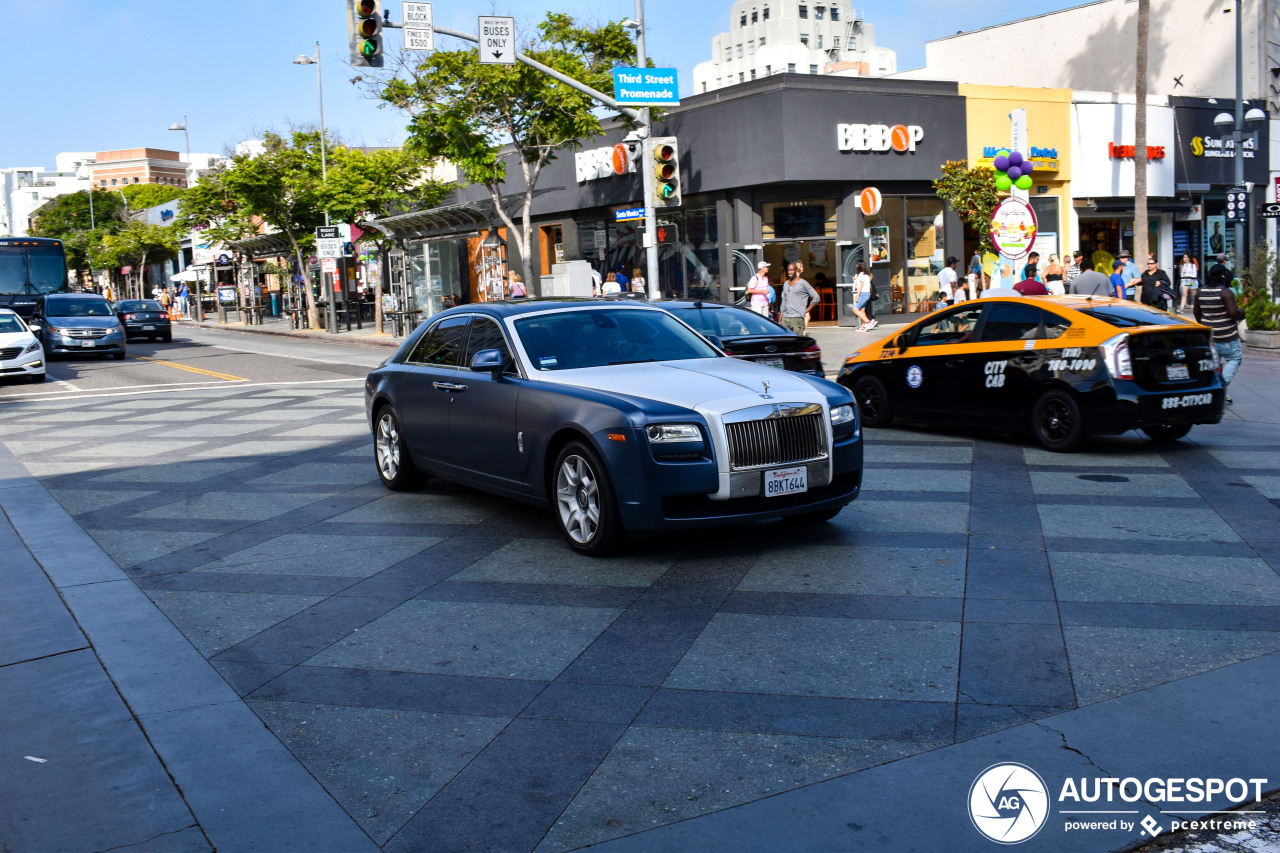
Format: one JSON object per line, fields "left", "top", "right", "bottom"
{"left": 181, "top": 318, "right": 403, "bottom": 349}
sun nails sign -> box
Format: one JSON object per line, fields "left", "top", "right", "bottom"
{"left": 838, "top": 123, "right": 925, "bottom": 153}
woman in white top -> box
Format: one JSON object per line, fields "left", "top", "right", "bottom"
{"left": 602, "top": 272, "right": 622, "bottom": 296}
{"left": 850, "top": 262, "right": 873, "bottom": 330}
{"left": 630, "top": 267, "right": 646, "bottom": 295}
{"left": 1177, "top": 253, "right": 1198, "bottom": 313}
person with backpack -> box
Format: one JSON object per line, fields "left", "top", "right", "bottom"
{"left": 746, "top": 261, "right": 773, "bottom": 317}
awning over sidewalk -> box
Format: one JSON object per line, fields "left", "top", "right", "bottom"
{"left": 231, "top": 232, "right": 294, "bottom": 259}
{"left": 365, "top": 188, "right": 560, "bottom": 244}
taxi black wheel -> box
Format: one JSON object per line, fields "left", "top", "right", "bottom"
{"left": 374, "top": 406, "right": 421, "bottom": 491}
{"left": 1031, "top": 390, "right": 1084, "bottom": 452}
{"left": 1142, "top": 423, "right": 1192, "bottom": 443}
{"left": 853, "top": 375, "right": 894, "bottom": 428}
{"left": 553, "top": 441, "right": 623, "bottom": 557}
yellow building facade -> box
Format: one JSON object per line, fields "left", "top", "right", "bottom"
{"left": 960, "top": 85, "right": 1073, "bottom": 272}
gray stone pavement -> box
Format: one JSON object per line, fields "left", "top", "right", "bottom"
{"left": 1, "top": 331, "right": 1278, "bottom": 852}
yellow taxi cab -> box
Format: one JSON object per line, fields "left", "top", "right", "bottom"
{"left": 836, "top": 295, "right": 1225, "bottom": 452}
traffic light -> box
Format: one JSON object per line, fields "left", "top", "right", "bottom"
{"left": 651, "top": 136, "right": 681, "bottom": 207}
{"left": 348, "top": 0, "right": 383, "bottom": 68}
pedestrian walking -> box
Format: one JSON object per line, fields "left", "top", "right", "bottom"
{"left": 1194, "top": 263, "right": 1244, "bottom": 404}
{"left": 630, "top": 267, "right": 646, "bottom": 295}
{"left": 1071, "top": 258, "right": 1112, "bottom": 296}
{"left": 937, "top": 256, "right": 958, "bottom": 307}
{"left": 1118, "top": 250, "right": 1140, "bottom": 299}
{"left": 590, "top": 265, "right": 602, "bottom": 297}
{"left": 746, "top": 261, "right": 773, "bottom": 317}
{"left": 602, "top": 271, "right": 621, "bottom": 296}
{"left": 1014, "top": 263, "right": 1050, "bottom": 296}
{"left": 1109, "top": 260, "right": 1127, "bottom": 299}
{"left": 1139, "top": 256, "right": 1175, "bottom": 310}
{"left": 1044, "top": 254, "right": 1065, "bottom": 295}
{"left": 613, "top": 264, "right": 629, "bottom": 290}
{"left": 1020, "top": 251, "right": 1041, "bottom": 282}
{"left": 850, "top": 262, "right": 873, "bottom": 330}
{"left": 1064, "top": 250, "right": 1083, "bottom": 293}
{"left": 1177, "top": 253, "right": 1198, "bottom": 313}
{"left": 779, "top": 262, "right": 819, "bottom": 335}
{"left": 508, "top": 271, "right": 526, "bottom": 298}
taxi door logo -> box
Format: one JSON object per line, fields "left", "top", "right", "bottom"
{"left": 906, "top": 365, "right": 924, "bottom": 388}
{"left": 968, "top": 763, "right": 1050, "bottom": 844}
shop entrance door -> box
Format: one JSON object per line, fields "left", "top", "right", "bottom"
{"left": 726, "top": 244, "right": 761, "bottom": 307}
{"left": 836, "top": 243, "right": 867, "bottom": 327}
{"left": 760, "top": 240, "right": 839, "bottom": 324}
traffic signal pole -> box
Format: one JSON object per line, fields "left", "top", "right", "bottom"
{"left": 634, "top": 0, "right": 660, "bottom": 300}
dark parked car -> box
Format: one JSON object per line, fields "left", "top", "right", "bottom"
{"left": 656, "top": 300, "right": 825, "bottom": 376}
{"left": 31, "top": 293, "right": 126, "bottom": 360}
{"left": 113, "top": 299, "right": 172, "bottom": 342}
{"left": 365, "top": 300, "right": 862, "bottom": 555}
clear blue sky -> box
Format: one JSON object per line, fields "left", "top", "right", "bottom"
{"left": 7, "top": 0, "right": 1082, "bottom": 168}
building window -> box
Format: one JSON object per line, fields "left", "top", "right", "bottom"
{"left": 800, "top": 33, "right": 809, "bottom": 45}
{"left": 751, "top": 10, "right": 758, "bottom": 23}
{"left": 833, "top": 36, "right": 840, "bottom": 48}
{"left": 787, "top": 62, "right": 796, "bottom": 72}
{"left": 815, "top": 6, "right": 825, "bottom": 19}
{"left": 809, "top": 64, "right": 818, "bottom": 74}
{"left": 739, "top": 72, "right": 745, "bottom": 82}
{"left": 750, "top": 69, "right": 757, "bottom": 79}
{"left": 817, "top": 34, "right": 823, "bottom": 48}
{"left": 111, "top": 179, "right": 117, "bottom": 185}
{"left": 765, "top": 64, "right": 771, "bottom": 74}
{"left": 830, "top": 7, "right": 839, "bottom": 20}
{"left": 726, "top": 46, "right": 732, "bottom": 61}
{"left": 763, "top": 6, "right": 770, "bottom": 19}
{"left": 799, "top": 4, "right": 808, "bottom": 18}
{"left": 748, "top": 40, "right": 755, "bottom": 54}
{"left": 737, "top": 43, "right": 744, "bottom": 57}
{"left": 100, "top": 180, "right": 106, "bottom": 186}
{"left": 759, "top": 35, "right": 766, "bottom": 46}
{"left": 740, "top": 13, "right": 747, "bottom": 26}
{"left": 133, "top": 177, "right": 139, "bottom": 183}
{"left": 702, "top": 82, "right": 707, "bottom": 92}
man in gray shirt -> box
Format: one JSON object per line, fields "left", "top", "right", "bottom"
{"left": 1071, "top": 257, "right": 1111, "bottom": 296}
{"left": 779, "top": 262, "right": 820, "bottom": 335}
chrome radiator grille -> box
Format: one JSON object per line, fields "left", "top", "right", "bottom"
{"left": 725, "top": 412, "right": 827, "bottom": 470}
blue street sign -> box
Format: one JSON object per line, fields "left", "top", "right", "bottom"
{"left": 615, "top": 207, "right": 646, "bottom": 221}
{"left": 612, "top": 67, "right": 680, "bottom": 106}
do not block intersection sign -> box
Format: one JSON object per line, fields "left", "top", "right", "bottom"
{"left": 478, "top": 16, "right": 515, "bottom": 64}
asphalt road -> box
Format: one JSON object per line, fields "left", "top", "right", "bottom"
{"left": 0, "top": 325, "right": 385, "bottom": 404}
{"left": 2, "top": 324, "right": 1278, "bottom": 852}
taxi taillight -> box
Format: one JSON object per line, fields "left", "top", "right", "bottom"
{"left": 1099, "top": 333, "right": 1133, "bottom": 381}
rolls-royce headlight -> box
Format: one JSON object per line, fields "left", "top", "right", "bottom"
{"left": 646, "top": 423, "right": 702, "bottom": 443}
{"left": 830, "top": 405, "right": 856, "bottom": 426}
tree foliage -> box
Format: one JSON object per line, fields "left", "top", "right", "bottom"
{"left": 120, "top": 183, "right": 186, "bottom": 211}
{"left": 933, "top": 161, "right": 1000, "bottom": 254}
{"left": 29, "top": 189, "right": 127, "bottom": 273}
{"left": 178, "top": 130, "right": 440, "bottom": 329}
{"left": 378, "top": 13, "right": 637, "bottom": 285}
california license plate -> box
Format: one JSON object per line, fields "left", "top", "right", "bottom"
{"left": 763, "top": 465, "right": 808, "bottom": 497}
{"left": 759, "top": 357, "right": 785, "bottom": 369}
{"left": 1166, "top": 364, "right": 1190, "bottom": 381}
{"left": 142, "top": 325, "right": 156, "bottom": 330}
{"left": 81, "top": 340, "right": 96, "bottom": 347}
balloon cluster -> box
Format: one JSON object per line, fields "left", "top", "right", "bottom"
{"left": 992, "top": 150, "right": 1034, "bottom": 192}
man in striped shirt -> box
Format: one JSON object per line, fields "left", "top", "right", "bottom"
{"left": 1064, "top": 250, "right": 1082, "bottom": 293}
{"left": 1194, "top": 261, "right": 1244, "bottom": 403}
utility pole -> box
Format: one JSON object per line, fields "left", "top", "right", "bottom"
{"left": 634, "top": 0, "right": 660, "bottom": 299}
{"left": 1233, "top": 0, "right": 1245, "bottom": 268}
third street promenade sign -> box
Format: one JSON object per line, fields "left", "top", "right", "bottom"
{"left": 612, "top": 66, "right": 680, "bottom": 107}
{"left": 478, "top": 16, "right": 515, "bottom": 64}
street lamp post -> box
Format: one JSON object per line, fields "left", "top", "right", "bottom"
{"left": 169, "top": 115, "right": 201, "bottom": 320}
{"left": 1214, "top": 1, "right": 1267, "bottom": 272}
{"left": 295, "top": 43, "right": 335, "bottom": 333}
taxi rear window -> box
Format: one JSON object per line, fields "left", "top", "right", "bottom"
{"left": 1076, "top": 305, "right": 1193, "bottom": 328}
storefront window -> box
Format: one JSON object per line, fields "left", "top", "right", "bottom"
{"left": 865, "top": 196, "right": 902, "bottom": 315}
{"left": 583, "top": 205, "right": 720, "bottom": 299}
{"left": 905, "top": 199, "right": 945, "bottom": 314}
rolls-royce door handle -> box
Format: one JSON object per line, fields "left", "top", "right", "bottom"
{"left": 432, "top": 381, "right": 468, "bottom": 393}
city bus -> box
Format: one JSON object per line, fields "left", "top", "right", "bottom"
{"left": 0, "top": 237, "right": 70, "bottom": 318}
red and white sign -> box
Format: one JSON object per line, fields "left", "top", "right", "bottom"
{"left": 859, "top": 187, "right": 883, "bottom": 216}
{"left": 990, "top": 198, "right": 1038, "bottom": 261}
{"left": 1108, "top": 143, "right": 1166, "bottom": 160}
{"left": 837, "top": 123, "right": 925, "bottom": 153}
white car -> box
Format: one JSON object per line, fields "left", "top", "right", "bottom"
{"left": 0, "top": 309, "right": 47, "bottom": 383}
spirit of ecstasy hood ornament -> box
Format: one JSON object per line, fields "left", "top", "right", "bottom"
{"left": 761, "top": 380, "right": 772, "bottom": 398}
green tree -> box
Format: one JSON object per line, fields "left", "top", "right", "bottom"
{"left": 29, "top": 189, "right": 127, "bottom": 274}
{"left": 96, "top": 221, "right": 181, "bottom": 298}
{"left": 933, "top": 160, "right": 1000, "bottom": 254}
{"left": 378, "top": 13, "right": 637, "bottom": 286}
{"left": 120, "top": 183, "right": 186, "bottom": 211}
